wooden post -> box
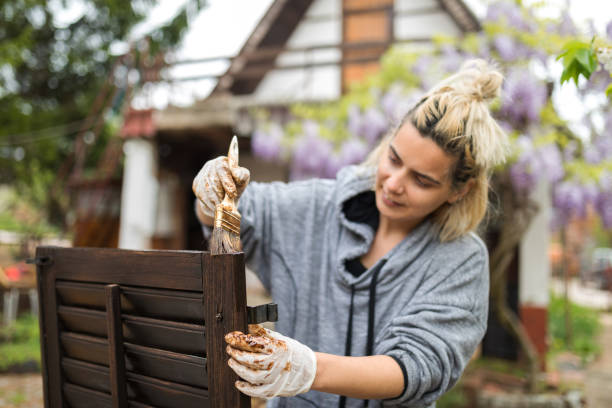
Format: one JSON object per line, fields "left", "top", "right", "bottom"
{"left": 203, "top": 253, "right": 250, "bottom": 408}
{"left": 105, "top": 284, "right": 128, "bottom": 408}
{"left": 35, "top": 247, "right": 63, "bottom": 408}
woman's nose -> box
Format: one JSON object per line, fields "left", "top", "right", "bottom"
{"left": 385, "top": 171, "right": 404, "bottom": 195}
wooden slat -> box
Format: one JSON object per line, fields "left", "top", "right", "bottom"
{"left": 57, "top": 281, "right": 204, "bottom": 322}
{"left": 62, "top": 382, "right": 160, "bottom": 408}
{"left": 36, "top": 246, "right": 63, "bottom": 407}
{"left": 122, "top": 314, "right": 205, "bottom": 355}
{"left": 203, "top": 253, "right": 250, "bottom": 408}
{"left": 60, "top": 333, "right": 208, "bottom": 388}
{"left": 58, "top": 307, "right": 206, "bottom": 355}
{"left": 63, "top": 383, "right": 112, "bottom": 408}
{"left": 40, "top": 246, "right": 203, "bottom": 291}
{"left": 127, "top": 372, "right": 209, "bottom": 408}
{"left": 62, "top": 358, "right": 110, "bottom": 393}
{"left": 62, "top": 332, "right": 108, "bottom": 365}
{"left": 125, "top": 343, "right": 207, "bottom": 388}
{"left": 58, "top": 306, "right": 107, "bottom": 337}
{"left": 106, "top": 284, "right": 128, "bottom": 408}
{"left": 62, "top": 358, "right": 209, "bottom": 407}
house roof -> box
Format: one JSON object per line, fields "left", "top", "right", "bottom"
{"left": 214, "top": 0, "right": 315, "bottom": 96}
{"left": 213, "top": 0, "right": 480, "bottom": 97}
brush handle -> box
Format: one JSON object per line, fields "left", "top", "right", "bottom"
{"left": 223, "top": 135, "right": 240, "bottom": 208}
{"left": 227, "top": 135, "right": 239, "bottom": 169}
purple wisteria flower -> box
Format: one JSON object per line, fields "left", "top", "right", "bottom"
{"left": 500, "top": 68, "right": 547, "bottom": 125}
{"left": 440, "top": 45, "right": 462, "bottom": 72}
{"left": 362, "top": 107, "right": 389, "bottom": 146}
{"left": 538, "top": 144, "right": 564, "bottom": 183}
{"left": 339, "top": 138, "right": 369, "bottom": 167}
{"left": 583, "top": 145, "right": 601, "bottom": 164}
{"left": 553, "top": 180, "right": 587, "bottom": 219}
{"left": 290, "top": 122, "right": 334, "bottom": 180}
{"left": 485, "top": 1, "right": 534, "bottom": 32}
{"left": 413, "top": 55, "right": 433, "bottom": 77}
{"left": 493, "top": 35, "right": 519, "bottom": 61}
{"left": 563, "top": 140, "right": 578, "bottom": 161}
{"left": 347, "top": 104, "right": 389, "bottom": 146}
{"left": 582, "top": 69, "right": 612, "bottom": 94}
{"left": 251, "top": 124, "right": 283, "bottom": 162}
{"left": 557, "top": 11, "right": 577, "bottom": 36}
{"left": 595, "top": 190, "right": 612, "bottom": 228}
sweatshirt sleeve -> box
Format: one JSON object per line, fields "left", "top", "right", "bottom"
{"left": 237, "top": 178, "right": 335, "bottom": 291}
{"left": 378, "top": 235, "right": 489, "bottom": 408}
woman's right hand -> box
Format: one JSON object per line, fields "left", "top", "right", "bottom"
{"left": 192, "top": 156, "right": 250, "bottom": 222}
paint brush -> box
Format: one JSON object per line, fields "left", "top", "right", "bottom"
{"left": 210, "top": 136, "right": 242, "bottom": 255}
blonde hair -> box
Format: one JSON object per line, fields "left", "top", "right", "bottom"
{"left": 365, "top": 59, "right": 509, "bottom": 242}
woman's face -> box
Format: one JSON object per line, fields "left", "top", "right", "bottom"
{"left": 375, "top": 121, "right": 465, "bottom": 232}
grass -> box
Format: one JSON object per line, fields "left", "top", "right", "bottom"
{"left": 0, "top": 314, "right": 40, "bottom": 371}
{"left": 548, "top": 291, "right": 602, "bottom": 363}
{"left": 437, "top": 385, "right": 468, "bottom": 408}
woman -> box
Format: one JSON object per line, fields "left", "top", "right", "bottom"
{"left": 193, "top": 59, "right": 509, "bottom": 407}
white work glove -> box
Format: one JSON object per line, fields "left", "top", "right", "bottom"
{"left": 192, "top": 156, "right": 250, "bottom": 219}
{"left": 225, "top": 324, "right": 317, "bottom": 399}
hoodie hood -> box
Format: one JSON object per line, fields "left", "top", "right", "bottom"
{"left": 333, "top": 165, "right": 438, "bottom": 290}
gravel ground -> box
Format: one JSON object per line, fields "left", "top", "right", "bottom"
{"left": 0, "top": 374, "right": 43, "bottom": 408}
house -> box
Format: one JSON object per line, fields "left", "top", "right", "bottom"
{"left": 85, "top": 0, "right": 551, "bottom": 368}
{"left": 117, "top": 0, "right": 480, "bottom": 251}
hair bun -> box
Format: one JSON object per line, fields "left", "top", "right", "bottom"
{"left": 459, "top": 59, "right": 503, "bottom": 102}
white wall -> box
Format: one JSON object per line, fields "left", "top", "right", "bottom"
{"left": 519, "top": 180, "right": 551, "bottom": 307}
{"left": 395, "top": 11, "right": 462, "bottom": 40}
{"left": 118, "top": 139, "right": 159, "bottom": 250}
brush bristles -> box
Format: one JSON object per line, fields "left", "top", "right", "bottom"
{"left": 210, "top": 204, "right": 242, "bottom": 255}
{"left": 210, "top": 227, "right": 242, "bottom": 255}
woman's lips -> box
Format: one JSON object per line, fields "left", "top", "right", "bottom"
{"left": 382, "top": 192, "right": 403, "bottom": 207}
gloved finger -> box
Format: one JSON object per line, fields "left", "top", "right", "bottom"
{"left": 200, "top": 199, "right": 216, "bottom": 218}
{"left": 235, "top": 380, "right": 277, "bottom": 399}
{"left": 228, "top": 357, "right": 276, "bottom": 385}
{"left": 248, "top": 324, "right": 268, "bottom": 337}
{"left": 226, "top": 345, "right": 277, "bottom": 370}
{"left": 225, "top": 331, "right": 286, "bottom": 354}
{"left": 231, "top": 166, "right": 250, "bottom": 193}
{"left": 217, "top": 158, "right": 238, "bottom": 198}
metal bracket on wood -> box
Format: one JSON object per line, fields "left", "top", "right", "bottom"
{"left": 26, "top": 256, "right": 53, "bottom": 266}
{"left": 246, "top": 303, "right": 278, "bottom": 324}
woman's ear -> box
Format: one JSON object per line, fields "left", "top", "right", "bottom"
{"left": 447, "top": 178, "right": 475, "bottom": 204}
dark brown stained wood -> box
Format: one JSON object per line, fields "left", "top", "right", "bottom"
{"left": 57, "top": 281, "right": 204, "bottom": 322}
{"left": 122, "top": 315, "right": 205, "bottom": 355}
{"left": 62, "top": 332, "right": 109, "bottom": 366}
{"left": 58, "top": 306, "right": 107, "bottom": 337}
{"left": 126, "top": 372, "right": 210, "bottom": 408}
{"left": 124, "top": 343, "right": 207, "bottom": 388}
{"left": 61, "top": 333, "right": 207, "bottom": 388}
{"left": 40, "top": 246, "right": 202, "bottom": 291}
{"left": 58, "top": 307, "right": 206, "bottom": 355}
{"left": 38, "top": 247, "right": 253, "bottom": 407}
{"left": 62, "top": 358, "right": 210, "bottom": 407}
{"left": 63, "top": 383, "right": 112, "bottom": 408}
{"left": 35, "top": 246, "right": 63, "bottom": 408}
{"left": 106, "top": 284, "right": 128, "bottom": 408}
{"left": 203, "top": 253, "right": 250, "bottom": 408}
{"left": 62, "top": 358, "right": 110, "bottom": 393}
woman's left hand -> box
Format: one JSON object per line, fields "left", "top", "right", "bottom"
{"left": 225, "top": 324, "right": 317, "bottom": 399}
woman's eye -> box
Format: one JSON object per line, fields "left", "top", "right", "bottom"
{"left": 415, "top": 177, "right": 429, "bottom": 187}
{"left": 388, "top": 154, "right": 398, "bottom": 164}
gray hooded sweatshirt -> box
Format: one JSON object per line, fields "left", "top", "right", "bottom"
{"left": 237, "top": 165, "right": 489, "bottom": 408}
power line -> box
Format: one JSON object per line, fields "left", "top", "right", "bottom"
{"left": 0, "top": 119, "right": 98, "bottom": 146}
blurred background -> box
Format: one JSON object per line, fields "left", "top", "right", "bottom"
{"left": 1, "top": 0, "right": 612, "bottom": 407}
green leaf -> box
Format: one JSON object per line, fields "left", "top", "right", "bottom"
{"left": 606, "top": 83, "right": 612, "bottom": 98}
